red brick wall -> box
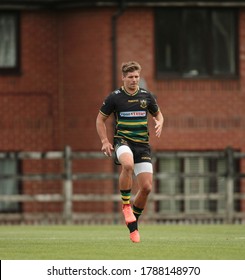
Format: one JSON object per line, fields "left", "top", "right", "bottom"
{"left": 0, "top": 11, "right": 61, "bottom": 151}
{"left": 2, "top": 7, "right": 245, "bottom": 159}
{"left": 60, "top": 9, "right": 113, "bottom": 150}
{"left": 7, "top": 7, "right": 244, "bottom": 156}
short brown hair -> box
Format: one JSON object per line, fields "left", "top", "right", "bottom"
{"left": 121, "top": 61, "right": 141, "bottom": 76}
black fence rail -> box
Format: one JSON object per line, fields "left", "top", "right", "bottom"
{"left": 0, "top": 146, "right": 245, "bottom": 224}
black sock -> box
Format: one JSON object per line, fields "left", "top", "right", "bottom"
{"left": 127, "top": 221, "right": 138, "bottom": 233}
{"left": 133, "top": 205, "right": 144, "bottom": 221}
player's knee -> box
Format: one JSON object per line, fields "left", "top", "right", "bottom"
{"left": 122, "top": 162, "right": 134, "bottom": 174}
{"left": 141, "top": 181, "right": 152, "bottom": 195}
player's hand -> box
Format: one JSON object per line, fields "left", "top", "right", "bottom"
{"left": 101, "top": 139, "right": 114, "bottom": 157}
{"left": 153, "top": 117, "right": 163, "bottom": 138}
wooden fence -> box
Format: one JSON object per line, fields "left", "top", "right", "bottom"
{"left": 0, "top": 146, "right": 245, "bottom": 224}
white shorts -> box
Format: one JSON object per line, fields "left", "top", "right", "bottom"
{"left": 116, "top": 145, "right": 153, "bottom": 176}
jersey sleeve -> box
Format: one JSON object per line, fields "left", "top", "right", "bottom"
{"left": 99, "top": 93, "right": 115, "bottom": 117}
{"left": 148, "top": 93, "right": 160, "bottom": 115}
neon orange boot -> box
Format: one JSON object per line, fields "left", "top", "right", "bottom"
{"left": 130, "top": 230, "right": 140, "bottom": 243}
{"left": 122, "top": 204, "right": 136, "bottom": 224}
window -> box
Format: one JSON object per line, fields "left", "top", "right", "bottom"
{"left": 155, "top": 8, "right": 238, "bottom": 78}
{"left": 0, "top": 158, "right": 20, "bottom": 212}
{"left": 157, "top": 153, "right": 240, "bottom": 214}
{"left": 0, "top": 12, "right": 20, "bottom": 74}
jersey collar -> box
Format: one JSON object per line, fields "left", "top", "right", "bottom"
{"left": 122, "top": 86, "right": 139, "bottom": 96}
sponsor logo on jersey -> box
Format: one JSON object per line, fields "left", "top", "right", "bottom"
{"left": 128, "top": 99, "right": 139, "bottom": 103}
{"left": 120, "top": 111, "right": 146, "bottom": 117}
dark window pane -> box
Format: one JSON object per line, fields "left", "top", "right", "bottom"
{"left": 182, "top": 9, "right": 209, "bottom": 77}
{"left": 212, "top": 10, "right": 236, "bottom": 75}
{"left": 155, "top": 8, "right": 237, "bottom": 78}
{"left": 155, "top": 9, "right": 181, "bottom": 74}
{"left": 0, "top": 12, "right": 20, "bottom": 74}
{"left": 0, "top": 16, "right": 16, "bottom": 67}
{"left": 0, "top": 159, "right": 20, "bottom": 212}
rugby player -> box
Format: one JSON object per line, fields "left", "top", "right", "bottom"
{"left": 96, "top": 61, "right": 164, "bottom": 242}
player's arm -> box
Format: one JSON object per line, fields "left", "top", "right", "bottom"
{"left": 96, "top": 112, "right": 114, "bottom": 156}
{"left": 152, "top": 110, "right": 164, "bottom": 138}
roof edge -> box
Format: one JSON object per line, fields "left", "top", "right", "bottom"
{"left": 1, "top": 1, "right": 245, "bottom": 10}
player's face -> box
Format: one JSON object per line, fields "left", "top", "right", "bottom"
{"left": 122, "top": 70, "right": 140, "bottom": 93}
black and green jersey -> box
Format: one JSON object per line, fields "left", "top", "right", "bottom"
{"left": 99, "top": 87, "right": 160, "bottom": 143}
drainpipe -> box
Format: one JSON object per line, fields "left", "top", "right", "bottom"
{"left": 111, "top": 0, "right": 125, "bottom": 223}
{"left": 112, "top": 0, "right": 125, "bottom": 90}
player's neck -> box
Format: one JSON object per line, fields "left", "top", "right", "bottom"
{"left": 122, "top": 86, "right": 139, "bottom": 96}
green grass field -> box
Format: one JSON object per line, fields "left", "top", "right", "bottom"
{"left": 0, "top": 224, "right": 244, "bottom": 260}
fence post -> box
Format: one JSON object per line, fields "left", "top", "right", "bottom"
{"left": 225, "top": 147, "right": 234, "bottom": 224}
{"left": 63, "top": 145, "right": 73, "bottom": 224}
